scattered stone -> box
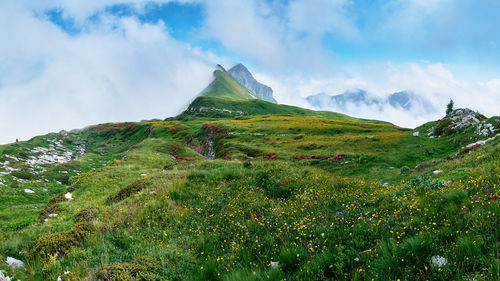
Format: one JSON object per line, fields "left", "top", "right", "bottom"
{"left": 413, "top": 131, "right": 420, "bottom": 137}
{"left": 433, "top": 170, "right": 443, "bottom": 175}
{"left": 24, "top": 189, "right": 35, "bottom": 194}
{"left": 464, "top": 133, "right": 500, "bottom": 150}
{"left": 65, "top": 192, "right": 73, "bottom": 200}
{"left": 431, "top": 255, "right": 447, "bottom": 267}
{"left": 477, "top": 123, "right": 495, "bottom": 136}
{"left": 6, "top": 257, "right": 24, "bottom": 268}
{"left": 48, "top": 213, "right": 58, "bottom": 217}
{"left": 0, "top": 270, "right": 12, "bottom": 281}
{"left": 141, "top": 173, "right": 147, "bottom": 177}
{"left": 271, "top": 261, "right": 279, "bottom": 268}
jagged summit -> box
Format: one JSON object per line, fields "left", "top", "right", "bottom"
{"left": 227, "top": 64, "right": 277, "bottom": 103}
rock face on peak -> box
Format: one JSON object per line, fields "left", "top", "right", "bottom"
{"left": 227, "top": 64, "right": 277, "bottom": 103}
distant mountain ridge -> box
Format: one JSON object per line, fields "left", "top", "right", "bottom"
{"left": 227, "top": 64, "right": 277, "bottom": 103}
{"left": 306, "top": 90, "right": 435, "bottom": 112}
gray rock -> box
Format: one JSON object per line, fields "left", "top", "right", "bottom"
{"left": 6, "top": 257, "right": 24, "bottom": 268}
{"left": 227, "top": 64, "right": 277, "bottom": 103}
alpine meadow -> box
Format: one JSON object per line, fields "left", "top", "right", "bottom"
{"left": 0, "top": 1, "right": 499, "bottom": 281}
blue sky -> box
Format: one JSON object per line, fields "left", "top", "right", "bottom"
{"left": 0, "top": 0, "right": 499, "bottom": 143}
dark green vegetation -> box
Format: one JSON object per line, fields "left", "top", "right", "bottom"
{"left": 0, "top": 71, "right": 498, "bottom": 280}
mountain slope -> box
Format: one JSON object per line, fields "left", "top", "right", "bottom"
{"left": 180, "top": 67, "right": 372, "bottom": 122}
{"left": 227, "top": 64, "right": 277, "bottom": 103}
{"left": 200, "top": 70, "right": 258, "bottom": 101}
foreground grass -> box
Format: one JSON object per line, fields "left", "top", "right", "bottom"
{"left": 0, "top": 117, "right": 498, "bottom": 280}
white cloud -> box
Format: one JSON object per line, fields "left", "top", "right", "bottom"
{"left": 287, "top": 0, "right": 358, "bottom": 38}
{"left": 253, "top": 62, "right": 500, "bottom": 128}
{"left": 0, "top": 2, "right": 216, "bottom": 144}
{"left": 202, "top": 0, "right": 357, "bottom": 72}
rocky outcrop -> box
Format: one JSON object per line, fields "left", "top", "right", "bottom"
{"left": 227, "top": 64, "right": 277, "bottom": 103}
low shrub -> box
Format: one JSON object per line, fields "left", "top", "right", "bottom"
{"left": 92, "top": 256, "right": 163, "bottom": 281}
{"left": 28, "top": 222, "right": 94, "bottom": 263}
{"left": 11, "top": 169, "right": 36, "bottom": 180}
{"left": 400, "top": 166, "right": 410, "bottom": 174}
{"left": 107, "top": 179, "right": 148, "bottom": 204}
{"left": 74, "top": 207, "right": 99, "bottom": 222}
{"left": 406, "top": 175, "right": 445, "bottom": 193}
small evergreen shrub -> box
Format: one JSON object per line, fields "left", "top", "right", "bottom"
{"left": 107, "top": 179, "right": 148, "bottom": 204}
{"left": 243, "top": 161, "right": 253, "bottom": 169}
{"left": 74, "top": 207, "right": 99, "bottom": 222}
{"left": 93, "top": 256, "right": 163, "bottom": 281}
{"left": 28, "top": 222, "right": 94, "bottom": 263}
{"left": 11, "top": 169, "right": 36, "bottom": 180}
{"left": 400, "top": 166, "right": 410, "bottom": 174}
{"left": 255, "top": 172, "right": 292, "bottom": 199}
{"left": 406, "top": 175, "right": 445, "bottom": 192}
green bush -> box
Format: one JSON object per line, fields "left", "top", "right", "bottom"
{"left": 406, "top": 175, "right": 444, "bottom": 193}
{"left": 433, "top": 118, "right": 454, "bottom": 136}
{"left": 400, "top": 166, "right": 410, "bottom": 174}
{"left": 28, "top": 222, "right": 94, "bottom": 263}
{"left": 255, "top": 172, "right": 293, "bottom": 199}
{"left": 74, "top": 207, "right": 99, "bottom": 222}
{"left": 93, "top": 256, "right": 163, "bottom": 281}
{"left": 107, "top": 179, "right": 148, "bottom": 203}
{"left": 279, "top": 247, "right": 306, "bottom": 272}
{"left": 242, "top": 161, "right": 253, "bottom": 169}
{"left": 11, "top": 169, "right": 36, "bottom": 180}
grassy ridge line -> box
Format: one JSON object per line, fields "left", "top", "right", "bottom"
{"left": 181, "top": 96, "right": 387, "bottom": 123}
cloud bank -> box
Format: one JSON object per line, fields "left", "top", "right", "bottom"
{"left": 0, "top": 1, "right": 214, "bottom": 144}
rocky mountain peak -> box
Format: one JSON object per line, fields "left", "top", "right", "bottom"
{"left": 227, "top": 64, "right": 277, "bottom": 103}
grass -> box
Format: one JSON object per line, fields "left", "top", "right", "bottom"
{"left": 0, "top": 109, "right": 498, "bottom": 280}
{"left": 200, "top": 70, "right": 257, "bottom": 101}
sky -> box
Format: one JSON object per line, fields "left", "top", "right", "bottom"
{"left": 0, "top": 0, "right": 499, "bottom": 144}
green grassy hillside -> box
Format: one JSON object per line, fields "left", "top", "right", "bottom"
{"left": 200, "top": 70, "right": 257, "bottom": 101}
{"left": 0, "top": 107, "right": 498, "bottom": 280}
{"left": 0, "top": 91, "right": 500, "bottom": 281}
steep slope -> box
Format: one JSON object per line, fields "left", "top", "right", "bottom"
{"left": 180, "top": 68, "right": 370, "bottom": 122}
{"left": 227, "top": 64, "right": 277, "bottom": 103}
{"left": 199, "top": 70, "right": 257, "bottom": 101}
